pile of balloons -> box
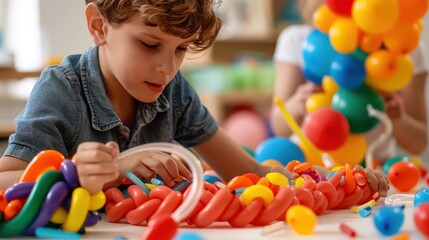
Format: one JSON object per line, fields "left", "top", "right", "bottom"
{"left": 0, "top": 150, "right": 105, "bottom": 238}
{"left": 298, "top": 0, "right": 428, "bottom": 167}
{"left": 105, "top": 162, "right": 379, "bottom": 233}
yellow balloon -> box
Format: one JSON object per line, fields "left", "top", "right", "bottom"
{"left": 352, "top": 0, "right": 399, "bottom": 34}
{"left": 240, "top": 185, "right": 274, "bottom": 207}
{"left": 327, "top": 134, "right": 367, "bottom": 166}
{"left": 298, "top": 140, "right": 324, "bottom": 166}
{"left": 261, "top": 159, "right": 284, "bottom": 167}
{"left": 322, "top": 76, "right": 339, "bottom": 95}
{"left": 306, "top": 92, "right": 332, "bottom": 113}
{"left": 329, "top": 18, "right": 358, "bottom": 53}
{"left": 313, "top": 5, "right": 338, "bottom": 33}
{"left": 286, "top": 205, "right": 317, "bottom": 235}
{"left": 366, "top": 55, "right": 414, "bottom": 92}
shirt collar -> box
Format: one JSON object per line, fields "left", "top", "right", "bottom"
{"left": 80, "top": 45, "right": 170, "bottom": 131}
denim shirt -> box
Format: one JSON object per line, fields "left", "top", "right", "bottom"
{"left": 4, "top": 45, "right": 218, "bottom": 162}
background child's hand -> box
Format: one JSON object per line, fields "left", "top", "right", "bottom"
{"left": 382, "top": 92, "right": 404, "bottom": 120}
{"left": 115, "top": 150, "right": 193, "bottom": 187}
{"left": 362, "top": 168, "right": 390, "bottom": 197}
{"left": 286, "top": 82, "right": 321, "bottom": 120}
{"left": 74, "top": 141, "right": 120, "bottom": 195}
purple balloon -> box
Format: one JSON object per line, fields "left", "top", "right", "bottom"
{"left": 61, "top": 160, "right": 80, "bottom": 189}
{"left": 5, "top": 182, "right": 35, "bottom": 202}
{"left": 23, "top": 181, "right": 69, "bottom": 235}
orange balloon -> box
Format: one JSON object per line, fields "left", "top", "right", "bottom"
{"left": 327, "top": 134, "right": 367, "bottom": 166}
{"left": 388, "top": 161, "right": 420, "bottom": 192}
{"left": 366, "top": 54, "right": 414, "bottom": 92}
{"left": 414, "top": 20, "right": 424, "bottom": 32}
{"left": 313, "top": 5, "right": 339, "bottom": 33}
{"left": 365, "top": 50, "right": 398, "bottom": 80}
{"left": 329, "top": 18, "right": 358, "bottom": 53}
{"left": 384, "top": 21, "right": 420, "bottom": 54}
{"left": 398, "top": 0, "right": 428, "bottom": 23}
{"left": 359, "top": 33, "right": 383, "bottom": 53}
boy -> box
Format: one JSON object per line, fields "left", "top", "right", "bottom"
{"left": 0, "top": 0, "right": 389, "bottom": 196}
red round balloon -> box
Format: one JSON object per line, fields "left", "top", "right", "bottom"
{"left": 388, "top": 161, "right": 420, "bottom": 192}
{"left": 303, "top": 107, "right": 350, "bottom": 151}
{"left": 324, "top": 0, "right": 354, "bottom": 16}
{"left": 414, "top": 203, "right": 429, "bottom": 238}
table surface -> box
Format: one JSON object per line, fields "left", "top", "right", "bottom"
{"left": 75, "top": 198, "right": 424, "bottom": 240}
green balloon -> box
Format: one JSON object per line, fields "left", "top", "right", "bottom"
{"left": 332, "top": 84, "right": 384, "bottom": 133}
{"left": 243, "top": 146, "right": 255, "bottom": 157}
{"left": 382, "top": 155, "right": 410, "bottom": 174}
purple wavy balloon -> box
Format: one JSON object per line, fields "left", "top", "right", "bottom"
{"left": 5, "top": 182, "right": 35, "bottom": 202}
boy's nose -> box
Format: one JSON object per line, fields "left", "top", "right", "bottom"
{"left": 156, "top": 53, "right": 177, "bottom": 76}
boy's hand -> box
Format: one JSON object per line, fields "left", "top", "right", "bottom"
{"left": 74, "top": 141, "right": 120, "bottom": 195}
{"left": 115, "top": 151, "right": 193, "bottom": 187}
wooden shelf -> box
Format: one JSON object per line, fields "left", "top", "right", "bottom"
{"left": 0, "top": 67, "right": 41, "bottom": 80}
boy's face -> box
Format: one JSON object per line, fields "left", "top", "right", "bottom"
{"left": 98, "top": 14, "right": 195, "bottom": 103}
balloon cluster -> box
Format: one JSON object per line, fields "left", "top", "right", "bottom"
{"left": 299, "top": 0, "right": 428, "bottom": 166}
{"left": 0, "top": 150, "right": 105, "bottom": 238}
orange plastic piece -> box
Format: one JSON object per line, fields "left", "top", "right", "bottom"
{"left": 285, "top": 160, "right": 302, "bottom": 172}
{"left": 293, "top": 162, "right": 314, "bottom": 174}
{"left": 4, "top": 199, "right": 24, "bottom": 221}
{"left": 19, "top": 150, "right": 65, "bottom": 183}
{"left": 226, "top": 176, "right": 254, "bottom": 191}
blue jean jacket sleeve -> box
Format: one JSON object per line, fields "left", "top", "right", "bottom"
{"left": 4, "top": 66, "right": 80, "bottom": 162}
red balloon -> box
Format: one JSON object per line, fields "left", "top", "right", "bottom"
{"left": 324, "top": 0, "right": 354, "bottom": 16}
{"left": 303, "top": 107, "right": 350, "bottom": 151}
{"left": 388, "top": 161, "right": 420, "bottom": 192}
{"left": 414, "top": 203, "right": 429, "bottom": 238}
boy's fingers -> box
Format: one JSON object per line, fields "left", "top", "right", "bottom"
{"left": 80, "top": 173, "right": 119, "bottom": 195}
{"left": 105, "top": 141, "right": 120, "bottom": 158}
{"left": 77, "top": 162, "right": 118, "bottom": 175}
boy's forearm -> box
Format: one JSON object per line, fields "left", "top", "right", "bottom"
{"left": 0, "top": 170, "right": 25, "bottom": 190}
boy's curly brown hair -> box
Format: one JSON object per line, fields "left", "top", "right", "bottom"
{"left": 85, "top": 0, "right": 222, "bottom": 53}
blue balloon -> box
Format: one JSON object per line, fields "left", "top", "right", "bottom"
{"left": 302, "top": 29, "right": 338, "bottom": 85}
{"left": 254, "top": 137, "right": 305, "bottom": 166}
{"left": 174, "top": 232, "right": 204, "bottom": 240}
{"left": 414, "top": 188, "right": 429, "bottom": 207}
{"left": 373, "top": 206, "right": 405, "bottom": 236}
{"left": 330, "top": 54, "right": 366, "bottom": 90}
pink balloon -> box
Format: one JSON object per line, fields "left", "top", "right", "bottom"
{"left": 223, "top": 111, "right": 269, "bottom": 150}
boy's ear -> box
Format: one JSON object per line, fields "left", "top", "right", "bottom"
{"left": 85, "top": 3, "right": 107, "bottom": 45}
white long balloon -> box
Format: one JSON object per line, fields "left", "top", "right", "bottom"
{"left": 116, "top": 142, "right": 204, "bottom": 222}
{"left": 365, "top": 104, "right": 393, "bottom": 169}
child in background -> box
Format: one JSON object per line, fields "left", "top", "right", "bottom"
{"left": 271, "top": 0, "right": 428, "bottom": 163}
{"left": 0, "top": 0, "right": 389, "bottom": 196}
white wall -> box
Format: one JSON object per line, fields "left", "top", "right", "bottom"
{"left": 39, "top": 0, "right": 92, "bottom": 59}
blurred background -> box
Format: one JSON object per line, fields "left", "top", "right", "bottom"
{"left": 0, "top": 0, "right": 428, "bottom": 161}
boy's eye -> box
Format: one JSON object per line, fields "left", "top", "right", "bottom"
{"left": 143, "top": 42, "right": 159, "bottom": 49}
{"left": 177, "top": 46, "right": 188, "bottom": 52}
